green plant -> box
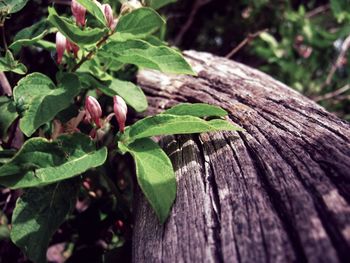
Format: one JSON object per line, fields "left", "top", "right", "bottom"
{"left": 0, "top": 0, "right": 241, "bottom": 262}
{"left": 249, "top": 1, "right": 350, "bottom": 118}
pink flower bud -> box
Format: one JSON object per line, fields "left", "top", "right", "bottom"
{"left": 85, "top": 96, "right": 102, "bottom": 127}
{"left": 66, "top": 39, "right": 79, "bottom": 58}
{"left": 94, "top": 1, "right": 116, "bottom": 30}
{"left": 120, "top": 0, "right": 142, "bottom": 15}
{"left": 71, "top": 0, "right": 86, "bottom": 27}
{"left": 113, "top": 95, "right": 127, "bottom": 133}
{"left": 102, "top": 4, "right": 115, "bottom": 30}
{"left": 299, "top": 45, "right": 313, "bottom": 59}
{"left": 56, "top": 32, "right": 66, "bottom": 64}
{"left": 109, "top": 18, "right": 118, "bottom": 31}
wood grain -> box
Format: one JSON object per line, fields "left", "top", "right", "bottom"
{"left": 133, "top": 51, "right": 350, "bottom": 263}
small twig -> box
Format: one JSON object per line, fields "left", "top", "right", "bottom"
{"left": 323, "top": 34, "right": 350, "bottom": 87}
{"left": 0, "top": 72, "right": 12, "bottom": 96}
{"left": 333, "top": 94, "right": 350, "bottom": 101}
{"left": 313, "top": 84, "right": 350, "bottom": 102}
{"left": 1, "top": 25, "right": 7, "bottom": 50}
{"left": 173, "top": 0, "right": 211, "bottom": 46}
{"left": 225, "top": 29, "right": 267, "bottom": 59}
{"left": 2, "top": 192, "right": 11, "bottom": 213}
{"left": 71, "top": 33, "right": 111, "bottom": 72}
{"left": 306, "top": 4, "right": 330, "bottom": 19}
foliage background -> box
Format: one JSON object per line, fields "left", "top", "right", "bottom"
{"left": 0, "top": 0, "right": 349, "bottom": 262}
{"left": 162, "top": 0, "right": 350, "bottom": 119}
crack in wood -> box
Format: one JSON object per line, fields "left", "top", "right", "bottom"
{"left": 133, "top": 51, "right": 350, "bottom": 263}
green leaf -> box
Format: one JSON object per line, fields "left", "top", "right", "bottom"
{"left": 10, "top": 30, "right": 47, "bottom": 53}
{"left": 77, "top": 58, "right": 113, "bottom": 81}
{"left": 122, "top": 114, "right": 243, "bottom": 143}
{"left": 13, "top": 73, "right": 80, "bottom": 137}
{"left": 147, "top": 0, "right": 177, "bottom": 9}
{"left": 0, "top": 149, "right": 17, "bottom": 166}
{"left": 10, "top": 20, "right": 52, "bottom": 53}
{"left": 162, "top": 103, "right": 227, "bottom": 117}
{"left": 0, "top": 225, "right": 10, "bottom": 241}
{"left": 330, "top": 0, "right": 350, "bottom": 23}
{"left": 11, "top": 181, "right": 78, "bottom": 263}
{"left": 76, "top": 72, "right": 105, "bottom": 90}
{"left": 143, "top": 35, "right": 167, "bottom": 46}
{"left": 0, "top": 0, "right": 29, "bottom": 14}
{"left": 35, "top": 39, "right": 56, "bottom": 51}
{"left": 0, "top": 50, "right": 27, "bottom": 74}
{"left": 121, "top": 137, "right": 176, "bottom": 223}
{"left": 0, "top": 133, "right": 107, "bottom": 188}
{"left": 101, "top": 39, "right": 195, "bottom": 75}
{"left": 99, "top": 79, "right": 148, "bottom": 112}
{"left": 48, "top": 7, "right": 107, "bottom": 46}
{"left": 259, "top": 32, "right": 279, "bottom": 48}
{"left": 113, "top": 7, "right": 165, "bottom": 40}
{"left": 95, "top": 52, "right": 125, "bottom": 71}
{"left": 76, "top": 0, "right": 107, "bottom": 26}
{"left": 0, "top": 97, "right": 18, "bottom": 139}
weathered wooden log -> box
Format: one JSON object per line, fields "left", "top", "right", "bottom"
{"left": 133, "top": 51, "right": 350, "bottom": 263}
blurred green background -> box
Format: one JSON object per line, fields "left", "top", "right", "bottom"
{"left": 161, "top": 0, "right": 350, "bottom": 119}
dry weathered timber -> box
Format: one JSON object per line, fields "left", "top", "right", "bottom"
{"left": 133, "top": 51, "right": 350, "bottom": 263}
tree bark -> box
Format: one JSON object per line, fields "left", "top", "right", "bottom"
{"left": 133, "top": 51, "right": 350, "bottom": 263}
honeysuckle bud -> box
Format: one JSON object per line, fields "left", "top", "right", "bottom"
{"left": 56, "top": 32, "right": 66, "bottom": 64}
{"left": 85, "top": 96, "right": 102, "bottom": 127}
{"left": 102, "top": 4, "right": 115, "bottom": 30}
{"left": 66, "top": 39, "right": 79, "bottom": 58}
{"left": 110, "top": 18, "right": 118, "bottom": 31}
{"left": 71, "top": 0, "right": 86, "bottom": 27}
{"left": 113, "top": 95, "right": 127, "bottom": 133}
{"left": 120, "top": 0, "right": 142, "bottom": 15}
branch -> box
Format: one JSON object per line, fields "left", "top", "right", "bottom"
{"left": 306, "top": 4, "right": 330, "bottom": 19}
{"left": 173, "top": 0, "right": 211, "bottom": 46}
{"left": 323, "top": 34, "right": 350, "bottom": 87}
{"left": 313, "top": 84, "right": 350, "bottom": 102}
{"left": 225, "top": 29, "right": 267, "bottom": 59}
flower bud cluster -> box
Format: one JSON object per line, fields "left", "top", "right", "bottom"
{"left": 85, "top": 96, "right": 102, "bottom": 128}
{"left": 84, "top": 95, "right": 128, "bottom": 133}
{"left": 55, "top": 1, "right": 121, "bottom": 64}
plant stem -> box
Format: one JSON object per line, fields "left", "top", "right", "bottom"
{"left": 71, "top": 33, "right": 111, "bottom": 72}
